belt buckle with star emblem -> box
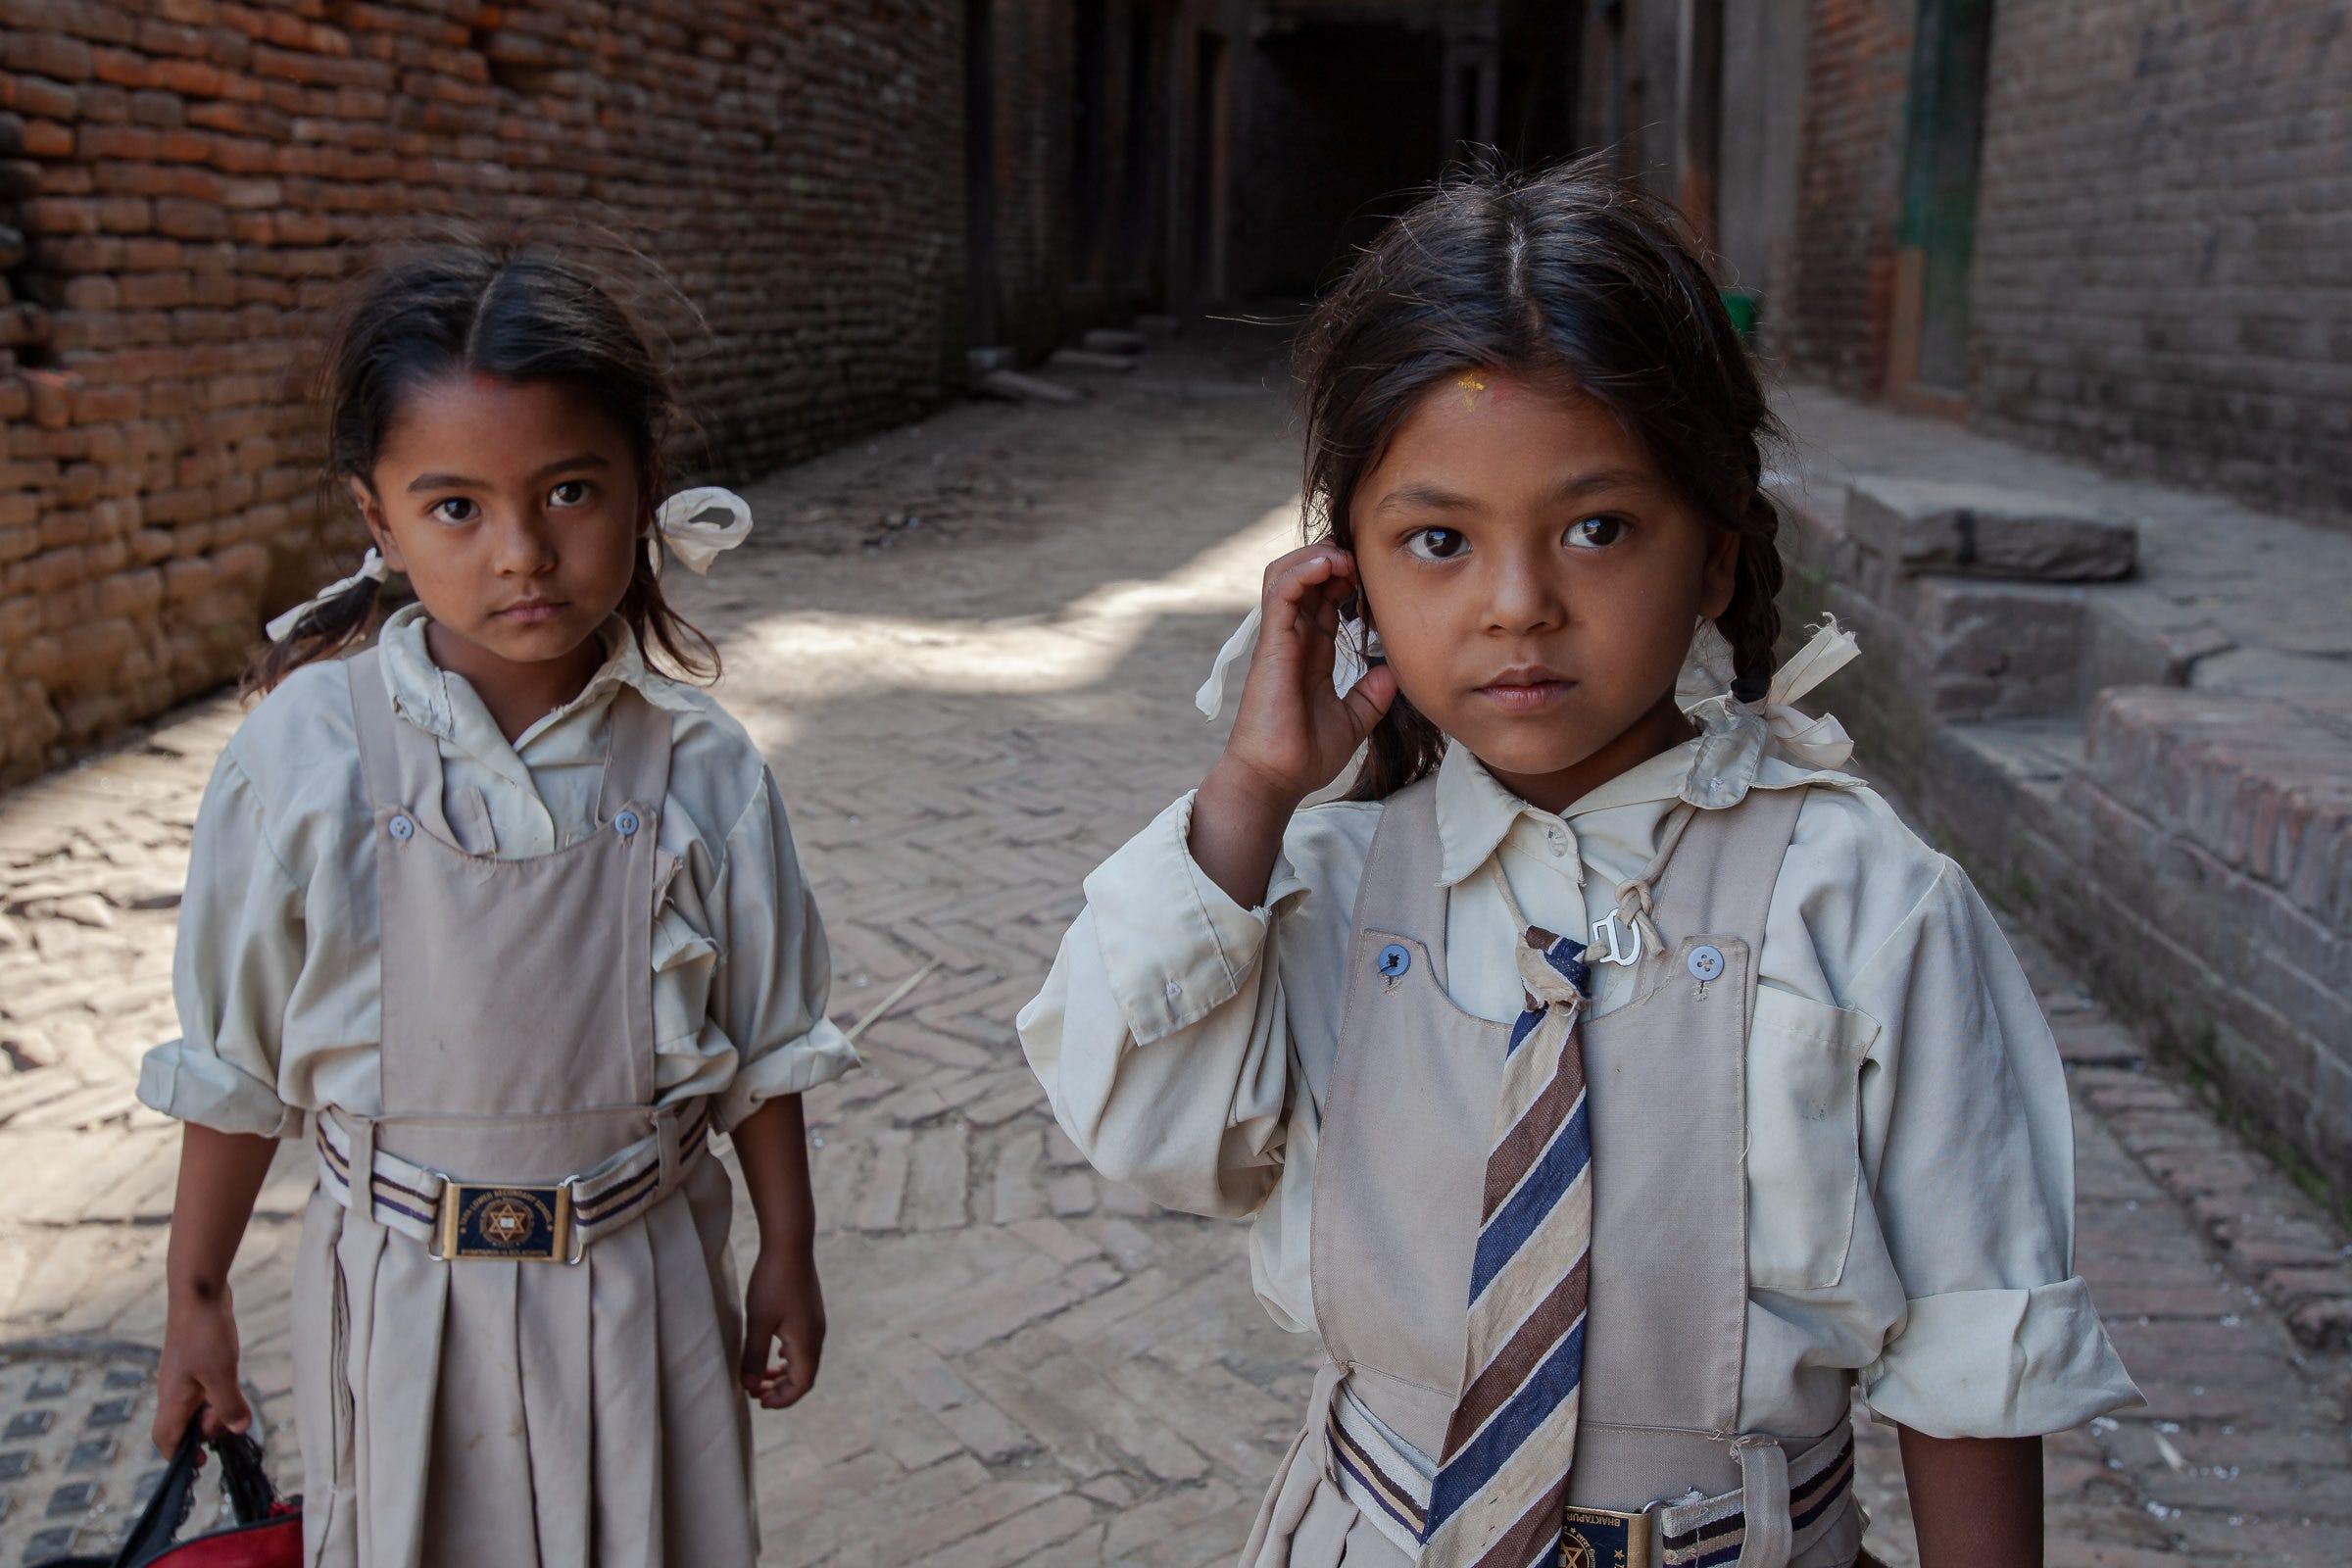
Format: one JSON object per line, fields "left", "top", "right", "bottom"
{"left": 433, "top": 1181, "right": 575, "bottom": 1262}
{"left": 1561, "top": 1502, "right": 1654, "bottom": 1568}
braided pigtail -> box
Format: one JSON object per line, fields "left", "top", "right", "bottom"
{"left": 1344, "top": 685, "right": 1448, "bottom": 803}
{"left": 1718, "top": 491, "right": 1785, "bottom": 704}
{"left": 243, "top": 570, "right": 381, "bottom": 698}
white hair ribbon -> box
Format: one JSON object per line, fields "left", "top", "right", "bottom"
{"left": 652, "top": 486, "right": 754, "bottom": 575}
{"left": 1681, "top": 616, "right": 1861, "bottom": 807}
{"left": 1194, "top": 602, "right": 1377, "bottom": 722}
{"left": 1758, "top": 616, "right": 1860, "bottom": 768}
{"left": 265, "top": 547, "right": 390, "bottom": 642}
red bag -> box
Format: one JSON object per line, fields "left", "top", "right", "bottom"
{"left": 32, "top": 1416, "right": 300, "bottom": 1568}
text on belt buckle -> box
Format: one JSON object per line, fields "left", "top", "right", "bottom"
{"left": 1561, "top": 1504, "right": 1653, "bottom": 1568}
{"left": 434, "top": 1182, "right": 573, "bottom": 1262}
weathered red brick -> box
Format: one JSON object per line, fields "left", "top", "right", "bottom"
{"left": 5, "top": 31, "right": 95, "bottom": 82}
{"left": 20, "top": 118, "right": 74, "bottom": 158}
{"left": 149, "top": 58, "right": 224, "bottom": 98}
{"left": 10, "top": 75, "right": 79, "bottom": 119}
{"left": 90, "top": 45, "right": 154, "bottom": 88}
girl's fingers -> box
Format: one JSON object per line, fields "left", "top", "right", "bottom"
{"left": 739, "top": 1310, "right": 781, "bottom": 1389}
{"left": 1261, "top": 556, "right": 1360, "bottom": 676}
{"left": 772, "top": 1321, "right": 821, "bottom": 1407}
{"left": 205, "top": 1383, "right": 252, "bottom": 1436}
{"left": 153, "top": 1379, "right": 247, "bottom": 1452}
{"left": 1341, "top": 663, "right": 1399, "bottom": 740}
{"left": 1264, "top": 547, "right": 1356, "bottom": 612}
{"left": 1260, "top": 541, "right": 1351, "bottom": 591}
{"left": 152, "top": 1381, "right": 202, "bottom": 1454}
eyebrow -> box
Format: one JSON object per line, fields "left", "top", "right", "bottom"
{"left": 1370, "top": 466, "right": 1655, "bottom": 515}
{"left": 405, "top": 452, "right": 611, "bottom": 494}
{"left": 1547, "top": 466, "right": 1653, "bottom": 501}
{"left": 1372, "top": 481, "right": 1480, "bottom": 514}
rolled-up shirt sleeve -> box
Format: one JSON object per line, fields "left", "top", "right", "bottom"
{"left": 1851, "top": 857, "right": 2140, "bottom": 1437}
{"left": 707, "top": 771, "right": 859, "bottom": 1131}
{"left": 139, "top": 751, "right": 304, "bottom": 1140}
{"left": 1018, "top": 790, "right": 1303, "bottom": 1220}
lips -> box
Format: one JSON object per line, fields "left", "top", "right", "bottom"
{"left": 495, "top": 599, "right": 567, "bottom": 623}
{"left": 1476, "top": 667, "right": 1574, "bottom": 712}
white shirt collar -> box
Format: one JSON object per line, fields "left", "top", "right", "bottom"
{"left": 1429, "top": 737, "right": 1862, "bottom": 890}
{"left": 373, "top": 603, "right": 701, "bottom": 754}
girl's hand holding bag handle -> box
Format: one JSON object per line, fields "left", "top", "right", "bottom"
{"left": 30, "top": 1413, "right": 299, "bottom": 1568}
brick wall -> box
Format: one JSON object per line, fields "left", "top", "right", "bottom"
{"left": 1967, "top": 0, "right": 2352, "bottom": 523}
{"left": 1777, "top": 476, "right": 2352, "bottom": 1198}
{"left": 0, "top": 0, "right": 967, "bottom": 785}
{"left": 1780, "top": 0, "right": 1913, "bottom": 389}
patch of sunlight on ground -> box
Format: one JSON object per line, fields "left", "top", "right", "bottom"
{"left": 727, "top": 501, "right": 1299, "bottom": 705}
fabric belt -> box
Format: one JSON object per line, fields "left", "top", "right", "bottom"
{"left": 1326, "top": 1378, "right": 1855, "bottom": 1568}
{"left": 313, "top": 1099, "right": 712, "bottom": 1263}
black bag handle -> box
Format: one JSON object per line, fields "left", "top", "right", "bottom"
{"left": 103, "top": 1411, "right": 283, "bottom": 1568}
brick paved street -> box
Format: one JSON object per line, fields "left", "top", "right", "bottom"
{"left": 0, "top": 332, "right": 2347, "bottom": 1564}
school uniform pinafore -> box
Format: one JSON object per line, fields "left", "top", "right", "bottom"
{"left": 288, "top": 650, "right": 760, "bottom": 1567}
{"left": 1242, "top": 777, "right": 1864, "bottom": 1568}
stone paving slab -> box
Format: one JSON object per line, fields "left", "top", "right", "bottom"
{"left": 0, "top": 331, "right": 2344, "bottom": 1564}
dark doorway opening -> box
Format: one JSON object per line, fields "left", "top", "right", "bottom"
{"left": 1191, "top": 29, "right": 1228, "bottom": 304}
{"left": 1237, "top": 24, "right": 1445, "bottom": 297}
{"left": 1116, "top": 5, "right": 1165, "bottom": 303}
{"left": 1497, "top": 0, "right": 1580, "bottom": 168}
{"left": 1071, "top": 0, "right": 1110, "bottom": 285}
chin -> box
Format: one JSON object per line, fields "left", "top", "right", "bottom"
{"left": 1455, "top": 726, "right": 1604, "bottom": 783}
{"left": 479, "top": 623, "right": 600, "bottom": 664}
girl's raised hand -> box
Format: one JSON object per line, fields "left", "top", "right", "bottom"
{"left": 1220, "top": 545, "right": 1398, "bottom": 806}
{"left": 1190, "top": 545, "right": 1398, "bottom": 910}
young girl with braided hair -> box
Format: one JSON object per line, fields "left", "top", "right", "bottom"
{"left": 143, "top": 236, "right": 857, "bottom": 1565}
{"left": 1020, "top": 159, "right": 2136, "bottom": 1568}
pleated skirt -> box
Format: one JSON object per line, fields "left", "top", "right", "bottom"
{"left": 290, "top": 1157, "right": 758, "bottom": 1568}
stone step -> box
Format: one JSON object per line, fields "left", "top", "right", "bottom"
{"left": 1845, "top": 475, "right": 2139, "bottom": 582}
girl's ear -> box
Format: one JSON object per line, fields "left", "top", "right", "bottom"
{"left": 350, "top": 477, "right": 404, "bottom": 572}
{"left": 1698, "top": 524, "right": 1740, "bottom": 622}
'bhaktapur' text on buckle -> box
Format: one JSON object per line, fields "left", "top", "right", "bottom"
{"left": 433, "top": 1182, "right": 575, "bottom": 1262}
{"left": 1561, "top": 1503, "right": 1654, "bottom": 1568}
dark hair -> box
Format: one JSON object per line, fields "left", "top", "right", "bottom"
{"left": 247, "top": 232, "right": 719, "bottom": 694}
{"left": 1297, "top": 155, "right": 1784, "bottom": 800}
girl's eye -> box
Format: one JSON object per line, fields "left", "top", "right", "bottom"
{"left": 1565, "top": 514, "right": 1631, "bottom": 550}
{"left": 1405, "top": 527, "right": 1470, "bottom": 562}
{"left": 549, "top": 479, "right": 594, "bottom": 508}
{"left": 430, "top": 498, "right": 477, "bottom": 525}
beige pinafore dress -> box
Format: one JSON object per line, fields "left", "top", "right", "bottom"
{"left": 1243, "top": 778, "right": 1865, "bottom": 1568}
{"left": 288, "top": 650, "right": 760, "bottom": 1568}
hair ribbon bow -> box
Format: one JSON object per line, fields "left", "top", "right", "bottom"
{"left": 651, "top": 486, "right": 754, "bottom": 575}
{"left": 1679, "top": 616, "right": 1860, "bottom": 808}
{"left": 1194, "top": 602, "right": 1377, "bottom": 722}
{"left": 264, "top": 548, "right": 390, "bottom": 642}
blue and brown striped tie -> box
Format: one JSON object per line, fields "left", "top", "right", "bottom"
{"left": 1420, "top": 923, "right": 1594, "bottom": 1568}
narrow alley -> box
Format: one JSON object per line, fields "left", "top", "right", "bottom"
{"left": 0, "top": 329, "right": 2345, "bottom": 1564}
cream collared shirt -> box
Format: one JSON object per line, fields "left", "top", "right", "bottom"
{"left": 1018, "top": 737, "right": 2138, "bottom": 1441}
{"left": 140, "top": 605, "right": 858, "bottom": 1139}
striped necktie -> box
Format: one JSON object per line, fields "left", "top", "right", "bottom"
{"left": 1420, "top": 921, "right": 1594, "bottom": 1568}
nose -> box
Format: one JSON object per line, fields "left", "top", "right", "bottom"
{"left": 489, "top": 505, "right": 559, "bottom": 577}
{"left": 1484, "top": 540, "right": 1567, "bottom": 634}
